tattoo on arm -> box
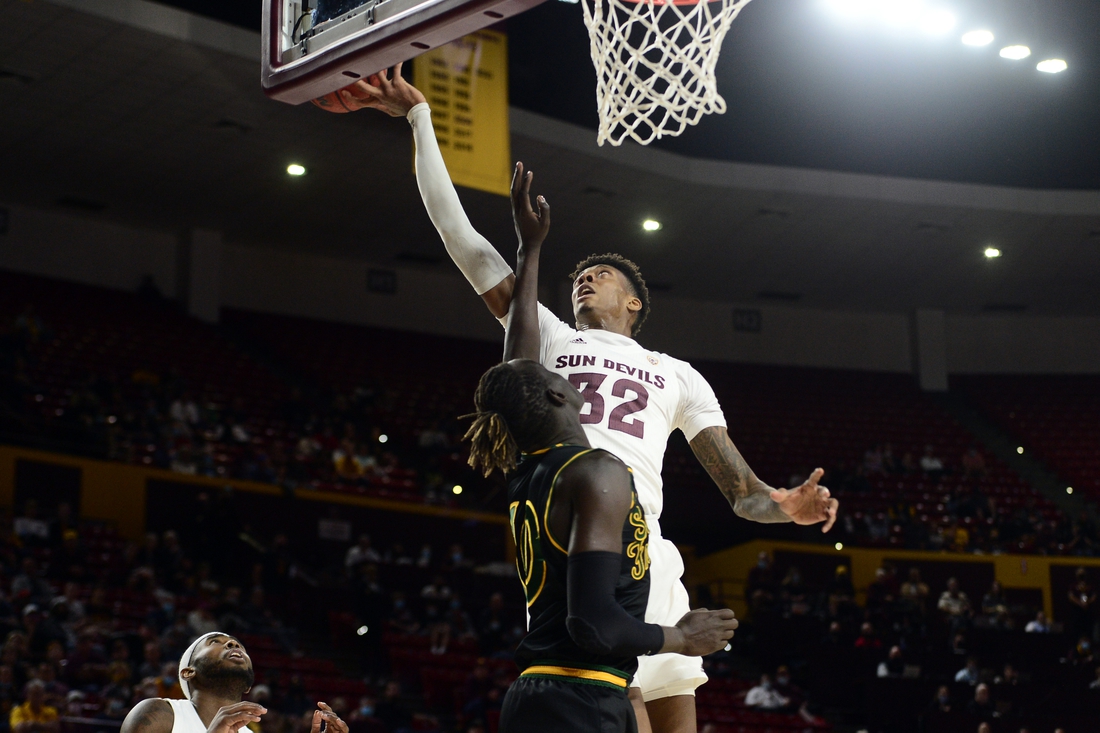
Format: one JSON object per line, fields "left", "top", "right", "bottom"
{"left": 689, "top": 427, "right": 791, "bottom": 524}
{"left": 122, "top": 700, "right": 173, "bottom": 733}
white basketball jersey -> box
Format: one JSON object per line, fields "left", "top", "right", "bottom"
{"left": 164, "top": 698, "right": 207, "bottom": 733}
{"left": 534, "top": 305, "right": 726, "bottom": 522}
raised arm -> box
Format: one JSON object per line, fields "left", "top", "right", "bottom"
{"left": 690, "top": 426, "right": 838, "bottom": 531}
{"left": 350, "top": 65, "right": 516, "bottom": 318}
{"left": 563, "top": 453, "right": 738, "bottom": 657}
{"left": 502, "top": 162, "right": 549, "bottom": 362}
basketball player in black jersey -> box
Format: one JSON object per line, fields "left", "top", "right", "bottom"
{"left": 460, "top": 166, "right": 738, "bottom": 732}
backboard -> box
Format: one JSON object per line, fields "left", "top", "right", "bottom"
{"left": 262, "top": 0, "right": 548, "bottom": 104}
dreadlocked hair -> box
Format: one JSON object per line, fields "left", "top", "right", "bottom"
{"left": 463, "top": 362, "right": 554, "bottom": 476}
{"left": 570, "top": 253, "right": 651, "bottom": 336}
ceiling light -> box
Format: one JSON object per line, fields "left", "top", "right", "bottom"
{"left": 984, "top": 247, "right": 1002, "bottom": 258}
{"left": 919, "top": 9, "right": 956, "bottom": 35}
{"left": 999, "top": 45, "right": 1031, "bottom": 60}
{"left": 356, "top": 625, "right": 369, "bottom": 636}
{"left": 378, "top": 434, "right": 389, "bottom": 443}
{"left": 1036, "top": 59, "right": 1068, "bottom": 74}
{"left": 1066, "top": 487, "right": 1074, "bottom": 495}
{"left": 287, "top": 163, "right": 306, "bottom": 176}
{"left": 835, "top": 542, "right": 844, "bottom": 551}
{"left": 452, "top": 485, "right": 463, "bottom": 495}
{"left": 961, "top": 29, "right": 994, "bottom": 46}
{"left": 642, "top": 219, "right": 662, "bottom": 232}
{"left": 1016, "top": 446, "right": 1024, "bottom": 454}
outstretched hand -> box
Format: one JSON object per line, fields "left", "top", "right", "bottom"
{"left": 309, "top": 703, "right": 349, "bottom": 733}
{"left": 770, "top": 468, "right": 838, "bottom": 532}
{"left": 511, "top": 161, "right": 550, "bottom": 250}
{"left": 317, "top": 63, "right": 426, "bottom": 116}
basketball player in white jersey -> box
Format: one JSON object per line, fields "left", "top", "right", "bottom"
{"left": 121, "top": 633, "right": 348, "bottom": 733}
{"left": 338, "top": 66, "right": 838, "bottom": 733}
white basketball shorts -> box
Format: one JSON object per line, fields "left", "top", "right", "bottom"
{"left": 631, "top": 521, "right": 707, "bottom": 701}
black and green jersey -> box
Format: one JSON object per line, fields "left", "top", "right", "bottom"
{"left": 508, "top": 444, "right": 652, "bottom": 684}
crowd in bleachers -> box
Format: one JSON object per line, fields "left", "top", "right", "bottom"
{"left": 730, "top": 550, "right": 1100, "bottom": 732}
{"left": 4, "top": 270, "right": 1098, "bottom": 561}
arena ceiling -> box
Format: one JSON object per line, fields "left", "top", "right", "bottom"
{"left": 0, "top": 0, "right": 1098, "bottom": 317}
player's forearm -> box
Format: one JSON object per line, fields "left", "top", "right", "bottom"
{"left": 503, "top": 243, "right": 541, "bottom": 362}
{"left": 407, "top": 104, "right": 512, "bottom": 295}
{"left": 689, "top": 426, "right": 791, "bottom": 524}
{"left": 566, "top": 552, "right": 665, "bottom": 657}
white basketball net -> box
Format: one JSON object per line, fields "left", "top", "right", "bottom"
{"left": 581, "top": 0, "right": 753, "bottom": 147}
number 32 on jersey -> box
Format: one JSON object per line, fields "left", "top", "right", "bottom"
{"left": 568, "top": 372, "right": 649, "bottom": 439}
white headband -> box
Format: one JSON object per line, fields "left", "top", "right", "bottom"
{"left": 178, "top": 632, "right": 226, "bottom": 700}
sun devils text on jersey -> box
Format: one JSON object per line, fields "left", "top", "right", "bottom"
{"left": 508, "top": 444, "right": 652, "bottom": 683}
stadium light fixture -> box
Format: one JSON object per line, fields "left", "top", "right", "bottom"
{"left": 1037, "top": 59, "right": 1068, "bottom": 74}
{"left": 835, "top": 542, "right": 844, "bottom": 551}
{"left": 452, "top": 485, "right": 464, "bottom": 495}
{"left": 642, "top": 219, "right": 663, "bottom": 232}
{"left": 961, "top": 29, "right": 994, "bottom": 46}
{"left": 999, "top": 45, "right": 1031, "bottom": 60}
{"left": 1066, "top": 487, "right": 1074, "bottom": 495}
{"left": 286, "top": 163, "right": 306, "bottom": 176}
{"left": 984, "top": 247, "right": 1002, "bottom": 259}
{"left": 356, "top": 625, "right": 369, "bottom": 636}
{"left": 1016, "top": 446, "right": 1024, "bottom": 454}
{"left": 378, "top": 433, "right": 389, "bottom": 444}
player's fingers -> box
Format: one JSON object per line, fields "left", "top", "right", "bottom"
{"left": 822, "top": 498, "right": 839, "bottom": 533}
{"left": 537, "top": 196, "right": 550, "bottom": 229}
{"left": 711, "top": 608, "right": 736, "bottom": 620}
{"left": 769, "top": 488, "right": 789, "bottom": 503}
{"left": 393, "top": 61, "right": 404, "bottom": 82}
{"left": 309, "top": 710, "right": 322, "bottom": 733}
{"left": 510, "top": 162, "right": 524, "bottom": 198}
{"left": 522, "top": 170, "right": 535, "bottom": 212}
{"left": 358, "top": 80, "right": 384, "bottom": 98}
{"left": 816, "top": 485, "right": 831, "bottom": 499}
{"left": 806, "top": 467, "right": 824, "bottom": 486}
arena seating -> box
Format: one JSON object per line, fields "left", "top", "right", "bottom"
{"left": 0, "top": 270, "right": 1078, "bottom": 555}
{"left": 955, "top": 374, "right": 1100, "bottom": 501}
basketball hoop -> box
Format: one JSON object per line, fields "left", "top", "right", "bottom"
{"left": 581, "top": 0, "right": 753, "bottom": 146}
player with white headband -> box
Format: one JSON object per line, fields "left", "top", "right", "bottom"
{"left": 121, "top": 632, "right": 348, "bottom": 733}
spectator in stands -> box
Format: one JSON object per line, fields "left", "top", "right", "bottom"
{"left": 476, "top": 593, "right": 515, "bottom": 658}
{"left": 994, "top": 663, "right": 1020, "bottom": 686}
{"left": 779, "top": 566, "right": 810, "bottom": 617}
{"left": 1024, "top": 611, "right": 1051, "bottom": 633}
{"left": 420, "top": 575, "right": 451, "bottom": 601}
{"left": 955, "top": 657, "right": 980, "bottom": 685}
{"left": 9, "top": 680, "right": 57, "bottom": 733}
{"left": 962, "top": 447, "right": 987, "bottom": 479}
{"left": 1066, "top": 567, "right": 1097, "bottom": 640}
{"left": 863, "top": 445, "right": 885, "bottom": 475}
{"left": 980, "top": 581, "right": 1011, "bottom": 629}
{"left": 920, "top": 444, "right": 945, "bottom": 478}
{"left": 1067, "top": 635, "right": 1094, "bottom": 666}
{"left": 900, "top": 567, "right": 930, "bottom": 618}
{"left": 965, "top": 683, "right": 997, "bottom": 719}
{"left": 976, "top": 724, "right": 991, "bottom": 733}
{"left": 345, "top": 534, "right": 381, "bottom": 571}
{"left": 386, "top": 594, "right": 419, "bottom": 635}
{"left": 925, "top": 685, "right": 953, "bottom": 714}
{"left": 938, "top": 577, "right": 972, "bottom": 631}
{"left": 746, "top": 552, "right": 777, "bottom": 616}
{"left": 876, "top": 646, "right": 905, "bottom": 678}
{"left": 373, "top": 680, "right": 413, "bottom": 733}
{"left": 744, "top": 674, "right": 790, "bottom": 711}
{"left": 1090, "top": 666, "right": 1100, "bottom": 689}
{"left": 854, "top": 622, "right": 882, "bottom": 650}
